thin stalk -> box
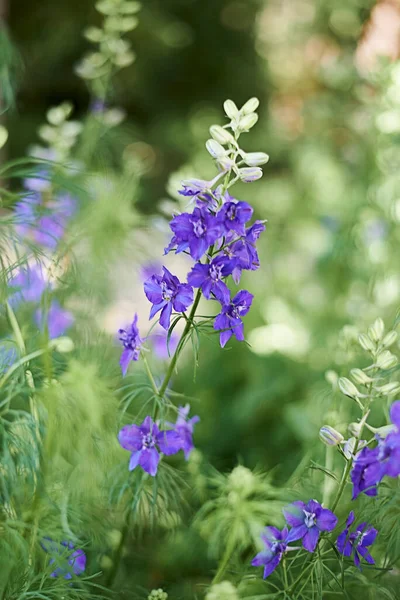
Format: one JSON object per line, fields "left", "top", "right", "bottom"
{"left": 212, "top": 537, "right": 235, "bottom": 584}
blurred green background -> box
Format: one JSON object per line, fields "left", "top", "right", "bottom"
{"left": 3, "top": 0, "right": 400, "bottom": 597}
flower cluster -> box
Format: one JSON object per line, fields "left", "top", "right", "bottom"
{"left": 351, "top": 400, "right": 400, "bottom": 499}
{"left": 252, "top": 500, "right": 378, "bottom": 578}
{"left": 118, "top": 407, "right": 199, "bottom": 476}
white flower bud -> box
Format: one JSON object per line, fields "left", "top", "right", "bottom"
{"left": 237, "top": 112, "right": 258, "bottom": 132}
{"left": 242, "top": 151, "right": 269, "bottom": 166}
{"left": 358, "top": 333, "right": 375, "bottom": 352}
{"left": 238, "top": 167, "right": 263, "bottom": 182}
{"left": 0, "top": 125, "right": 8, "bottom": 150}
{"left": 50, "top": 337, "right": 74, "bottom": 353}
{"left": 375, "top": 381, "right": 400, "bottom": 395}
{"left": 223, "top": 99, "right": 239, "bottom": 120}
{"left": 338, "top": 377, "right": 360, "bottom": 399}
{"left": 382, "top": 330, "right": 398, "bottom": 348}
{"left": 350, "top": 368, "right": 373, "bottom": 385}
{"left": 368, "top": 318, "right": 385, "bottom": 342}
{"left": 205, "top": 139, "right": 226, "bottom": 159}
{"left": 209, "top": 125, "right": 235, "bottom": 145}
{"left": 240, "top": 97, "right": 260, "bottom": 115}
{"left": 217, "top": 156, "right": 235, "bottom": 171}
{"left": 319, "top": 426, "right": 344, "bottom": 446}
{"left": 376, "top": 350, "right": 398, "bottom": 370}
{"left": 348, "top": 422, "right": 362, "bottom": 437}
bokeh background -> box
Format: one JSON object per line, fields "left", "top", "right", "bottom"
{"left": 2, "top": 0, "right": 400, "bottom": 597}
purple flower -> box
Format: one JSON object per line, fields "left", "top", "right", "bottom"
{"left": 174, "top": 404, "right": 200, "bottom": 460}
{"left": 118, "top": 416, "right": 182, "bottom": 476}
{"left": 284, "top": 499, "right": 338, "bottom": 552}
{"left": 166, "top": 207, "right": 223, "bottom": 260}
{"left": 218, "top": 200, "right": 253, "bottom": 235}
{"left": 228, "top": 220, "right": 266, "bottom": 283}
{"left": 251, "top": 526, "right": 289, "bottom": 579}
{"left": 178, "top": 174, "right": 222, "bottom": 199}
{"left": 214, "top": 290, "right": 253, "bottom": 348}
{"left": 187, "top": 255, "right": 235, "bottom": 299}
{"left": 336, "top": 511, "right": 377, "bottom": 569}
{"left": 148, "top": 327, "right": 179, "bottom": 359}
{"left": 144, "top": 267, "right": 193, "bottom": 330}
{"left": 8, "top": 264, "right": 49, "bottom": 306}
{"left": 35, "top": 301, "right": 74, "bottom": 339}
{"left": 350, "top": 446, "right": 381, "bottom": 500}
{"left": 139, "top": 261, "right": 162, "bottom": 282}
{"left": 41, "top": 539, "right": 86, "bottom": 579}
{"left": 118, "top": 314, "right": 143, "bottom": 376}
{"left": 14, "top": 192, "right": 76, "bottom": 249}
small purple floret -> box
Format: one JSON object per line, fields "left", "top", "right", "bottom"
{"left": 144, "top": 266, "right": 193, "bottom": 330}
{"left": 214, "top": 289, "right": 253, "bottom": 348}
{"left": 41, "top": 539, "right": 86, "bottom": 579}
{"left": 284, "top": 499, "right": 338, "bottom": 553}
{"left": 35, "top": 300, "right": 74, "bottom": 339}
{"left": 336, "top": 511, "right": 377, "bottom": 569}
{"left": 174, "top": 404, "right": 200, "bottom": 460}
{"left": 118, "top": 314, "right": 143, "bottom": 376}
{"left": 251, "top": 526, "right": 289, "bottom": 579}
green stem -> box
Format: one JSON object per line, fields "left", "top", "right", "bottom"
{"left": 212, "top": 538, "right": 235, "bottom": 584}
{"left": 142, "top": 353, "right": 160, "bottom": 396}
{"left": 105, "top": 511, "right": 131, "bottom": 588}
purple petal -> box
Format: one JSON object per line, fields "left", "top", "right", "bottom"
{"left": 159, "top": 302, "right": 173, "bottom": 330}
{"left": 358, "top": 546, "right": 375, "bottom": 565}
{"left": 70, "top": 549, "right": 86, "bottom": 575}
{"left": 286, "top": 524, "right": 308, "bottom": 543}
{"left": 144, "top": 277, "right": 163, "bottom": 304}
{"left": 220, "top": 329, "right": 233, "bottom": 348}
{"left": 139, "top": 448, "right": 160, "bottom": 476}
{"left": 283, "top": 501, "right": 306, "bottom": 527}
{"left": 129, "top": 451, "right": 141, "bottom": 471}
{"left": 337, "top": 531, "right": 353, "bottom": 556}
{"left": 354, "top": 551, "right": 361, "bottom": 569}
{"left": 346, "top": 511, "right": 355, "bottom": 528}
{"left": 303, "top": 527, "right": 320, "bottom": 553}
{"left": 173, "top": 284, "right": 194, "bottom": 312}
{"left": 361, "top": 527, "right": 378, "bottom": 546}
{"left": 118, "top": 425, "right": 143, "bottom": 451}
{"left": 263, "top": 554, "right": 281, "bottom": 579}
{"left": 251, "top": 550, "right": 273, "bottom": 567}
{"left": 390, "top": 401, "right": 400, "bottom": 428}
{"left": 157, "top": 429, "right": 182, "bottom": 455}
{"left": 187, "top": 263, "right": 208, "bottom": 287}
{"left": 120, "top": 348, "right": 134, "bottom": 376}
{"left": 316, "top": 508, "right": 338, "bottom": 532}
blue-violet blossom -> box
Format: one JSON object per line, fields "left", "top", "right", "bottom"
{"left": 144, "top": 267, "right": 193, "bottom": 330}
{"left": 118, "top": 314, "right": 143, "bottom": 376}
{"left": 251, "top": 526, "right": 289, "bottom": 578}
{"left": 174, "top": 404, "right": 200, "bottom": 460}
{"left": 214, "top": 289, "right": 254, "bottom": 348}
{"left": 35, "top": 300, "right": 74, "bottom": 339}
{"left": 284, "top": 499, "right": 338, "bottom": 552}
{"left": 336, "top": 511, "right": 377, "bottom": 569}
{"left": 41, "top": 539, "right": 86, "bottom": 579}
{"left": 187, "top": 255, "right": 235, "bottom": 300}
{"left": 166, "top": 207, "right": 223, "bottom": 260}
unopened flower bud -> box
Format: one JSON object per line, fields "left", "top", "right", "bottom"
{"left": 358, "top": 333, "right": 375, "bottom": 352}
{"left": 382, "top": 330, "right": 398, "bottom": 348}
{"left": 348, "top": 422, "right": 362, "bottom": 437}
{"left": 240, "top": 97, "right": 260, "bottom": 115}
{"left": 237, "top": 112, "right": 258, "bottom": 132}
{"left": 206, "top": 139, "right": 226, "bottom": 159}
{"left": 243, "top": 151, "right": 270, "bottom": 166}
{"left": 50, "top": 337, "right": 74, "bottom": 353}
{"left": 147, "top": 589, "right": 168, "bottom": 600}
{"left": 375, "top": 382, "right": 400, "bottom": 395}
{"left": 206, "top": 581, "right": 239, "bottom": 600}
{"left": 209, "top": 125, "right": 235, "bottom": 145}
{"left": 350, "top": 368, "right": 373, "bottom": 385}
{"left": 319, "top": 426, "right": 344, "bottom": 446}
{"left": 368, "top": 318, "right": 385, "bottom": 343}
{"left": 338, "top": 377, "right": 360, "bottom": 399}
{"left": 224, "top": 99, "right": 239, "bottom": 120}
{"left": 376, "top": 350, "right": 398, "bottom": 370}
{"left": 217, "top": 156, "right": 236, "bottom": 171}
{"left": 238, "top": 167, "right": 263, "bottom": 182}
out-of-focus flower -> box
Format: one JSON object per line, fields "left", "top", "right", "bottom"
{"left": 174, "top": 404, "right": 200, "bottom": 460}
{"left": 148, "top": 327, "right": 179, "bottom": 359}
{"left": 336, "top": 511, "right": 377, "bottom": 569}
{"left": 252, "top": 526, "right": 289, "bottom": 578}
{"left": 8, "top": 264, "right": 49, "bottom": 306}
{"left": 118, "top": 416, "right": 182, "bottom": 476}
{"left": 284, "top": 499, "right": 338, "bottom": 552}
{"left": 118, "top": 314, "right": 143, "bottom": 376}
{"left": 41, "top": 539, "right": 86, "bottom": 579}
{"left": 205, "top": 581, "right": 239, "bottom": 600}
{"left": 144, "top": 267, "right": 193, "bottom": 330}
{"left": 35, "top": 301, "right": 74, "bottom": 339}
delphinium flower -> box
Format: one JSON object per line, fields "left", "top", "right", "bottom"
{"left": 118, "top": 314, "right": 143, "bottom": 376}
{"left": 166, "top": 206, "right": 223, "bottom": 260}
{"left": 41, "top": 539, "right": 86, "bottom": 579}
{"left": 351, "top": 400, "right": 400, "bottom": 499}
{"left": 226, "top": 220, "right": 266, "bottom": 283}
{"left": 336, "top": 511, "right": 377, "bottom": 569}
{"left": 284, "top": 499, "right": 338, "bottom": 552}
{"left": 251, "top": 526, "right": 289, "bottom": 578}
{"left": 35, "top": 301, "right": 74, "bottom": 339}
{"left": 14, "top": 192, "right": 76, "bottom": 249}
{"left": 187, "top": 255, "right": 236, "bottom": 300}
{"left": 8, "top": 264, "right": 49, "bottom": 306}
{"left": 218, "top": 198, "right": 253, "bottom": 235}
{"left": 148, "top": 327, "right": 179, "bottom": 360}
{"left": 144, "top": 267, "right": 193, "bottom": 330}
{"left": 214, "top": 290, "right": 254, "bottom": 348}
{"left": 174, "top": 404, "right": 200, "bottom": 460}
{"left": 118, "top": 416, "right": 182, "bottom": 476}
{"left": 178, "top": 173, "right": 224, "bottom": 201}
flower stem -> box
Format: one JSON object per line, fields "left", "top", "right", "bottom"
{"left": 212, "top": 538, "right": 235, "bottom": 584}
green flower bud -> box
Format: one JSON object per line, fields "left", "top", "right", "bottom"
{"left": 121, "top": 1, "right": 141, "bottom": 15}
{"left": 0, "top": 125, "right": 8, "bottom": 150}
{"left": 224, "top": 99, "right": 239, "bottom": 120}
{"left": 338, "top": 377, "right": 360, "bottom": 399}
{"left": 350, "top": 368, "right": 374, "bottom": 385}
{"left": 206, "top": 139, "right": 226, "bottom": 159}
{"left": 376, "top": 350, "right": 398, "bottom": 370}
{"left": 209, "top": 125, "right": 235, "bottom": 145}
{"left": 242, "top": 151, "right": 269, "bottom": 166}
{"left": 240, "top": 97, "right": 260, "bottom": 115}
{"left": 228, "top": 465, "right": 256, "bottom": 497}
{"left": 375, "top": 381, "right": 400, "bottom": 395}
{"left": 96, "top": 0, "right": 117, "bottom": 15}
{"left": 84, "top": 26, "right": 104, "bottom": 42}
{"left": 319, "top": 426, "right": 344, "bottom": 446}
{"left": 382, "top": 330, "right": 398, "bottom": 348}
{"left": 358, "top": 333, "right": 375, "bottom": 352}
{"left": 148, "top": 590, "right": 168, "bottom": 600}
{"left": 237, "top": 112, "right": 258, "bottom": 132}
{"left": 368, "top": 318, "right": 385, "bottom": 343}
{"left": 49, "top": 337, "right": 75, "bottom": 353}
{"left": 206, "top": 581, "right": 239, "bottom": 600}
